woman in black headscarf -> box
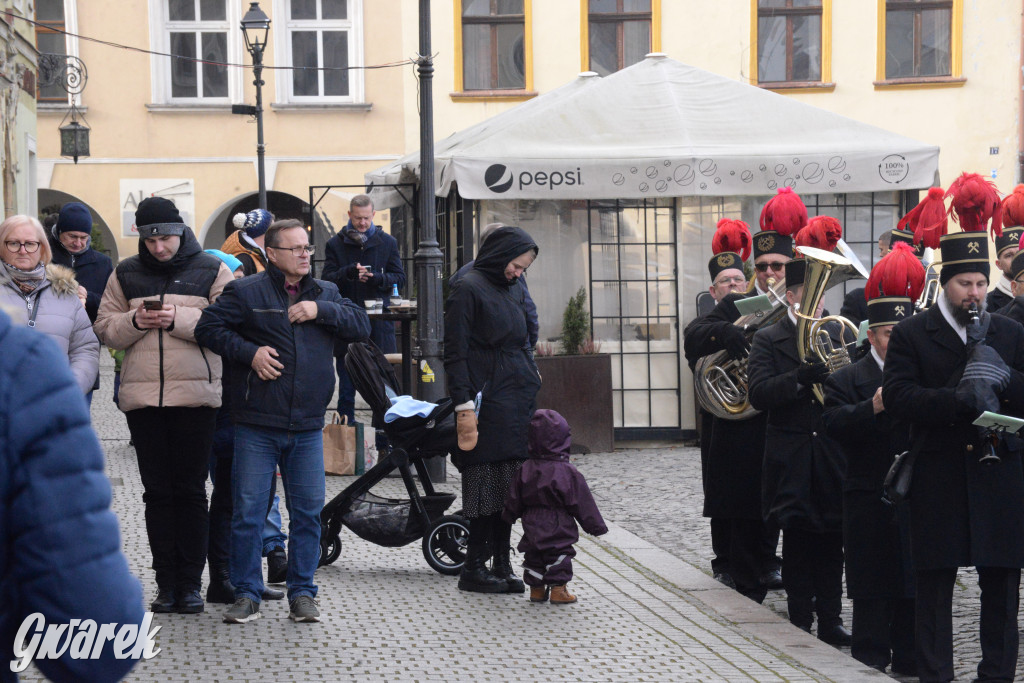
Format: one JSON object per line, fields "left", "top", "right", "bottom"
{"left": 444, "top": 226, "right": 541, "bottom": 594}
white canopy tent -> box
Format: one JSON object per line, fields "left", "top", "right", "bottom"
{"left": 367, "top": 54, "right": 939, "bottom": 206}
{"left": 366, "top": 55, "right": 941, "bottom": 437}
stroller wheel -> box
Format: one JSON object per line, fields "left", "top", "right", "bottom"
{"left": 422, "top": 515, "right": 469, "bottom": 576}
{"left": 319, "top": 534, "right": 342, "bottom": 567}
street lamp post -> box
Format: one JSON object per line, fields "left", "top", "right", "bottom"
{"left": 415, "top": 0, "right": 446, "bottom": 482}
{"left": 241, "top": 2, "right": 271, "bottom": 211}
{"left": 413, "top": 0, "right": 446, "bottom": 483}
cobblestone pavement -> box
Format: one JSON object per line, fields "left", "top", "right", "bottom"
{"left": 8, "top": 356, "right": 977, "bottom": 680}
{"left": 574, "top": 446, "right": 1017, "bottom": 683}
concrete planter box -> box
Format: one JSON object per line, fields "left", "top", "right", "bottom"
{"left": 534, "top": 354, "right": 614, "bottom": 454}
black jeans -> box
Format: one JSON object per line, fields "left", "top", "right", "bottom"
{"left": 916, "top": 566, "right": 1020, "bottom": 683}
{"left": 127, "top": 406, "right": 217, "bottom": 592}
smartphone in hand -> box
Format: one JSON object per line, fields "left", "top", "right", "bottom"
{"left": 143, "top": 299, "right": 163, "bottom": 311}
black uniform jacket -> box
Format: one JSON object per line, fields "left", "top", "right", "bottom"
{"left": 996, "top": 297, "right": 1024, "bottom": 326}
{"left": 748, "top": 315, "right": 846, "bottom": 533}
{"left": 882, "top": 304, "right": 1024, "bottom": 571}
{"left": 823, "top": 354, "right": 914, "bottom": 599}
{"left": 683, "top": 292, "right": 768, "bottom": 520}
{"left": 986, "top": 286, "right": 1011, "bottom": 315}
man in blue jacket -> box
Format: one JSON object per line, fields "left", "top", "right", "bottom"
{"left": 321, "top": 195, "right": 405, "bottom": 422}
{"left": 196, "top": 219, "right": 369, "bottom": 625}
{"left": 0, "top": 307, "right": 144, "bottom": 682}
{"left": 46, "top": 202, "right": 113, "bottom": 323}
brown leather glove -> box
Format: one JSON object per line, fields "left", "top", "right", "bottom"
{"left": 456, "top": 409, "right": 478, "bottom": 451}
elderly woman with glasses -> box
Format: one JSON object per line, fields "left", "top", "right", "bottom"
{"left": 0, "top": 214, "right": 98, "bottom": 394}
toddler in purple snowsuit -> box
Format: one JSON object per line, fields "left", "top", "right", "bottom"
{"left": 502, "top": 409, "right": 608, "bottom": 604}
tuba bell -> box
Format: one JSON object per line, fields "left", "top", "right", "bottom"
{"left": 793, "top": 245, "right": 863, "bottom": 404}
{"left": 693, "top": 277, "right": 789, "bottom": 420}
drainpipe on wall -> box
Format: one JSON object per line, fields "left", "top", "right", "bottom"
{"left": 1019, "top": 0, "right": 1024, "bottom": 182}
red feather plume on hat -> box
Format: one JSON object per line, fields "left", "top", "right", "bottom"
{"left": 711, "top": 218, "right": 752, "bottom": 261}
{"left": 759, "top": 187, "right": 807, "bottom": 237}
{"left": 945, "top": 172, "right": 1003, "bottom": 238}
{"left": 1001, "top": 185, "right": 1024, "bottom": 229}
{"left": 794, "top": 216, "right": 842, "bottom": 253}
{"left": 864, "top": 242, "right": 926, "bottom": 303}
{"left": 897, "top": 187, "right": 948, "bottom": 250}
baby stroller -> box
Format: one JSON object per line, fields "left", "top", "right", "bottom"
{"left": 318, "top": 341, "right": 469, "bottom": 575}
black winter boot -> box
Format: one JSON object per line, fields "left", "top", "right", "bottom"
{"left": 458, "top": 517, "right": 505, "bottom": 594}
{"left": 490, "top": 518, "right": 525, "bottom": 594}
{"left": 205, "top": 562, "right": 235, "bottom": 604}
{"left": 816, "top": 597, "right": 851, "bottom": 646}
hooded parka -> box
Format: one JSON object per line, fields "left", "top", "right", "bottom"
{"left": 502, "top": 409, "right": 608, "bottom": 558}
{"left": 444, "top": 226, "right": 541, "bottom": 466}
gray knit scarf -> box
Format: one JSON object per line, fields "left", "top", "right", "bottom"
{"left": 0, "top": 259, "right": 46, "bottom": 294}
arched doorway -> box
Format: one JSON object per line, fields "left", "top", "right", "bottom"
{"left": 199, "top": 191, "right": 309, "bottom": 251}
{"left": 37, "top": 190, "right": 119, "bottom": 262}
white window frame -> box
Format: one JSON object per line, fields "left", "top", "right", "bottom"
{"left": 148, "top": 0, "right": 243, "bottom": 106}
{"left": 36, "top": 0, "right": 81, "bottom": 108}
{"left": 273, "top": 0, "right": 364, "bottom": 105}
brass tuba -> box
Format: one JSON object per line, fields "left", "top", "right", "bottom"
{"left": 793, "top": 245, "right": 864, "bottom": 404}
{"left": 693, "top": 277, "right": 789, "bottom": 420}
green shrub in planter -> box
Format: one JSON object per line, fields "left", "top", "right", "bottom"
{"left": 561, "top": 286, "right": 589, "bottom": 356}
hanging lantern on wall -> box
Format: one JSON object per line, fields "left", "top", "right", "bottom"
{"left": 39, "top": 54, "right": 90, "bottom": 164}
{"left": 59, "top": 111, "right": 90, "bottom": 164}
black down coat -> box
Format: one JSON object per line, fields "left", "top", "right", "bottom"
{"left": 748, "top": 315, "right": 846, "bottom": 533}
{"left": 882, "top": 304, "right": 1024, "bottom": 571}
{"left": 823, "top": 353, "right": 914, "bottom": 600}
{"left": 683, "top": 292, "right": 769, "bottom": 520}
{"left": 444, "top": 226, "right": 541, "bottom": 467}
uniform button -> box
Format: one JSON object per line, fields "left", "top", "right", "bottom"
{"left": 966, "top": 444, "right": 974, "bottom": 452}
{"left": 812, "top": 431, "right": 817, "bottom": 437}
{"left": 711, "top": 336, "right": 716, "bottom": 341}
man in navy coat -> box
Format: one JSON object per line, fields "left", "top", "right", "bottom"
{"left": 321, "top": 195, "right": 405, "bottom": 422}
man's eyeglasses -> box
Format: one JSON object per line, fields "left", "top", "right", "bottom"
{"left": 4, "top": 240, "right": 41, "bottom": 254}
{"left": 754, "top": 262, "right": 786, "bottom": 273}
{"left": 267, "top": 244, "right": 316, "bottom": 256}
{"left": 713, "top": 276, "right": 747, "bottom": 286}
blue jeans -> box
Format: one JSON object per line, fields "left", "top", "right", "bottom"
{"left": 262, "top": 494, "right": 286, "bottom": 556}
{"left": 232, "top": 424, "right": 325, "bottom": 602}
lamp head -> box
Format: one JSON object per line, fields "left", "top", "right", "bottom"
{"left": 241, "top": 2, "right": 271, "bottom": 55}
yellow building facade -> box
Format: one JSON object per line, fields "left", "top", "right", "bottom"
{"left": 36, "top": 0, "right": 409, "bottom": 261}
{"left": 36, "top": 1, "right": 1021, "bottom": 261}
{"left": 33, "top": 1, "right": 1022, "bottom": 436}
